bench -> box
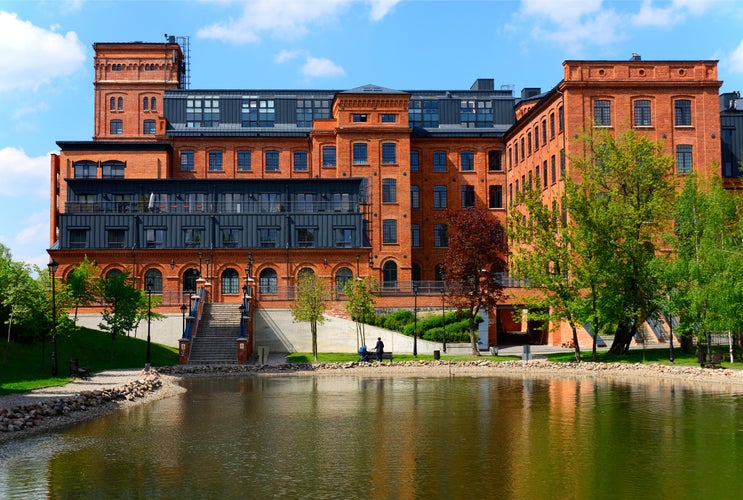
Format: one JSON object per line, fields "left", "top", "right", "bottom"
{"left": 69, "top": 358, "right": 91, "bottom": 379}
{"left": 359, "top": 351, "right": 393, "bottom": 362}
{"left": 707, "top": 353, "right": 723, "bottom": 369}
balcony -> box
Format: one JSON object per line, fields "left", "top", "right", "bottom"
{"left": 65, "top": 200, "right": 362, "bottom": 215}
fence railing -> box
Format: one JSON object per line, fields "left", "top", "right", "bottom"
{"left": 65, "top": 200, "right": 362, "bottom": 215}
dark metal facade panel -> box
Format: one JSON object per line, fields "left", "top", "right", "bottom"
{"left": 164, "top": 96, "right": 185, "bottom": 124}
{"left": 721, "top": 113, "right": 743, "bottom": 177}
{"left": 493, "top": 100, "right": 516, "bottom": 124}
{"left": 439, "top": 99, "right": 460, "bottom": 125}
{"left": 221, "top": 97, "right": 241, "bottom": 125}
{"left": 275, "top": 98, "right": 296, "bottom": 125}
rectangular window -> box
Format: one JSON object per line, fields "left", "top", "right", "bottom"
{"left": 187, "top": 97, "right": 219, "bottom": 127}
{"left": 68, "top": 229, "right": 87, "bottom": 249}
{"left": 410, "top": 185, "right": 420, "bottom": 209}
{"left": 461, "top": 185, "right": 475, "bottom": 208}
{"left": 527, "top": 133, "right": 532, "bottom": 155}
{"left": 74, "top": 162, "right": 97, "bottom": 179}
{"left": 332, "top": 193, "right": 351, "bottom": 212}
{"left": 296, "top": 99, "right": 330, "bottom": 127}
{"left": 382, "top": 179, "right": 397, "bottom": 203}
{"left": 676, "top": 144, "right": 693, "bottom": 174}
{"left": 381, "top": 143, "right": 397, "bottom": 164}
{"left": 550, "top": 113, "right": 556, "bottom": 138}
{"left": 460, "top": 151, "right": 475, "bottom": 171}
{"left": 434, "top": 224, "right": 448, "bottom": 248}
{"left": 551, "top": 155, "right": 557, "bottom": 185}
{"left": 634, "top": 100, "right": 652, "bottom": 127}
{"left": 381, "top": 114, "right": 396, "bottom": 123}
{"left": 110, "top": 120, "right": 122, "bottom": 135}
{"left": 106, "top": 229, "right": 126, "bottom": 249}
{"left": 296, "top": 228, "right": 316, "bottom": 248}
{"left": 265, "top": 150, "right": 279, "bottom": 172}
{"left": 208, "top": 150, "right": 223, "bottom": 171}
{"left": 594, "top": 99, "right": 612, "bottom": 127}
{"left": 410, "top": 150, "right": 419, "bottom": 172}
{"left": 542, "top": 119, "right": 547, "bottom": 144}
{"left": 382, "top": 219, "right": 397, "bottom": 244}
{"left": 353, "top": 114, "right": 368, "bottom": 122}
{"left": 222, "top": 193, "right": 243, "bottom": 213}
{"left": 514, "top": 143, "right": 519, "bottom": 165}
{"left": 221, "top": 228, "right": 241, "bottom": 248}
{"left": 296, "top": 193, "right": 315, "bottom": 213}
{"left": 241, "top": 99, "right": 273, "bottom": 127}
{"left": 433, "top": 185, "right": 447, "bottom": 209}
{"left": 335, "top": 228, "right": 354, "bottom": 248}
{"left": 146, "top": 228, "right": 166, "bottom": 248}
{"left": 237, "top": 150, "right": 252, "bottom": 171}
{"left": 293, "top": 151, "right": 308, "bottom": 171}
{"left": 433, "top": 151, "right": 447, "bottom": 171}
{"left": 560, "top": 149, "right": 566, "bottom": 179}
{"left": 675, "top": 99, "right": 692, "bottom": 126}
{"left": 409, "top": 99, "right": 439, "bottom": 128}
{"left": 353, "top": 143, "right": 368, "bottom": 165}
{"left": 558, "top": 106, "right": 564, "bottom": 132}
{"left": 143, "top": 119, "right": 156, "bottom": 135}
{"left": 183, "top": 228, "right": 203, "bottom": 248}
{"left": 101, "top": 162, "right": 124, "bottom": 179}
{"left": 534, "top": 127, "right": 539, "bottom": 150}
{"left": 488, "top": 185, "right": 503, "bottom": 209}
{"left": 520, "top": 138, "right": 525, "bottom": 161}
{"left": 259, "top": 193, "right": 281, "bottom": 213}
{"left": 322, "top": 146, "right": 336, "bottom": 167}
{"left": 180, "top": 150, "right": 194, "bottom": 171}
{"left": 258, "top": 227, "right": 278, "bottom": 248}
{"left": 488, "top": 150, "right": 502, "bottom": 172}
{"left": 411, "top": 224, "right": 420, "bottom": 248}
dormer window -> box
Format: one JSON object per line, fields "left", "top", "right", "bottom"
{"left": 353, "top": 114, "right": 368, "bottom": 122}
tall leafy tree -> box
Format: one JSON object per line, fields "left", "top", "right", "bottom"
{"left": 343, "top": 275, "right": 377, "bottom": 350}
{"left": 291, "top": 272, "right": 329, "bottom": 361}
{"left": 67, "top": 256, "right": 99, "bottom": 321}
{"left": 443, "top": 207, "right": 507, "bottom": 355}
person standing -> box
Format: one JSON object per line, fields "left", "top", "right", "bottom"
{"left": 374, "top": 337, "right": 384, "bottom": 362}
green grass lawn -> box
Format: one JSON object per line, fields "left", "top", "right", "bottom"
{"left": 0, "top": 327, "right": 179, "bottom": 395}
{"left": 545, "top": 346, "right": 732, "bottom": 367}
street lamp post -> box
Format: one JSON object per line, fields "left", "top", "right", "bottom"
{"left": 441, "top": 289, "right": 447, "bottom": 353}
{"left": 180, "top": 303, "right": 187, "bottom": 336}
{"left": 413, "top": 283, "right": 418, "bottom": 357}
{"left": 145, "top": 280, "right": 153, "bottom": 371}
{"left": 48, "top": 260, "right": 59, "bottom": 377}
{"left": 198, "top": 252, "right": 203, "bottom": 277}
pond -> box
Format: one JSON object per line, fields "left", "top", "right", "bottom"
{"left": 1, "top": 374, "right": 742, "bottom": 499}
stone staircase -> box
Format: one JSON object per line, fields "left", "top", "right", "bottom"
{"left": 188, "top": 303, "right": 241, "bottom": 365}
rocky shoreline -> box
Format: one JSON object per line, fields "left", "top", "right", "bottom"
{"left": 2, "top": 360, "right": 742, "bottom": 445}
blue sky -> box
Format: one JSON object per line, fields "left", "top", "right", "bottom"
{"left": 2, "top": 0, "right": 743, "bottom": 267}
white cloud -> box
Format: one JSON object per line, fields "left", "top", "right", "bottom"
{"left": 0, "top": 11, "right": 86, "bottom": 92}
{"left": 728, "top": 39, "right": 743, "bottom": 75}
{"left": 0, "top": 147, "right": 50, "bottom": 198}
{"left": 520, "top": 0, "right": 603, "bottom": 24}
{"left": 301, "top": 56, "right": 346, "bottom": 78}
{"left": 631, "top": 1, "right": 682, "bottom": 27}
{"left": 197, "top": 0, "right": 400, "bottom": 43}
{"left": 275, "top": 49, "right": 306, "bottom": 63}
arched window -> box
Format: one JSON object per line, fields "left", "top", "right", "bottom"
{"left": 183, "top": 268, "right": 199, "bottom": 293}
{"left": 412, "top": 263, "right": 421, "bottom": 283}
{"left": 335, "top": 267, "right": 353, "bottom": 296}
{"left": 259, "top": 268, "right": 278, "bottom": 294}
{"left": 106, "top": 269, "right": 123, "bottom": 281}
{"left": 117, "top": 97, "right": 123, "bottom": 111}
{"left": 151, "top": 97, "right": 157, "bottom": 110}
{"left": 222, "top": 268, "right": 239, "bottom": 294}
{"left": 109, "top": 97, "right": 115, "bottom": 111}
{"left": 298, "top": 268, "right": 314, "bottom": 280}
{"left": 144, "top": 269, "right": 163, "bottom": 294}
{"left": 435, "top": 264, "right": 445, "bottom": 282}
{"left": 383, "top": 261, "right": 398, "bottom": 289}
{"left": 143, "top": 97, "right": 149, "bottom": 111}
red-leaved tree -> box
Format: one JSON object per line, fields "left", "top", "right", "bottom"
{"left": 443, "top": 207, "right": 507, "bottom": 355}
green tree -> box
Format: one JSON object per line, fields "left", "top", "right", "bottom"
{"left": 291, "top": 272, "right": 329, "bottom": 361}
{"left": 443, "top": 207, "right": 507, "bottom": 355}
{"left": 343, "top": 275, "right": 377, "bottom": 350}
{"left": 67, "top": 256, "right": 99, "bottom": 321}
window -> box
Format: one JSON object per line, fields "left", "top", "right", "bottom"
{"left": 322, "top": 146, "right": 336, "bottom": 167}
{"left": 461, "top": 185, "right": 475, "bottom": 208}
{"left": 551, "top": 155, "right": 557, "bottom": 185}
{"left": 151, "top": 97, "right": 157, "bottom": 110}
{"left": 259, "top": 268, "right": 278, "bottom": 294}
{"left": 558, "top": 106, "right": 564, "bottom": 132}
{"left": 550, "top": 113, "right": 556, "bottom": 138}
{"left": 460, "top": 100, "right": 492, "bottom": 127}
{"left": 460, "top": 151, "right": 475, "bottom": 171}
{"left": 534, "top": 127, "right": 539, "bottom": 150}
{"left": 242, "top": 99, "right": 275, "bottom": 127}
{"left": 542, "top": 160, "right": 548, "bottom": 188}
{"left": 634, "top": 100, "right": 652, "bottom": 127}
{"left": 433, "top": 186, "right": 447, "bottom": 209}
{"left": 410, "top": 150, "right": 419, "bottom": 172}
{"left": 676, "top": 144, "right": 693, "bottom": 174}
{"left": 542, "top": 119, "right": 547, "bottom": 144}
{"left": 183, "top": 228, "right": 203, "bottom": 248}
{"left": 74, "top": 161, "right": 97, "bottom": 179}
{"left": 258, "top": 227, "right": 279, "bottom": 247}
{"left": 382, "top": 143, "right": 397, "bottom": 164}
{"left": 411, "top": 224, "right": 420, "bottom": 247}
{"left": 411, "top": 185, "right": 420, "bottom": 209}
{"left": 222, "top": 269, "right": 239, "bottom": 294}
{"left": 118, "top": 97, "right": 123, "bottom": 111}
{"left": 296, "top": 227, "right": 316, "bottom": 247}
{"left": 412, "top": 263, "right": 421, "bottom": 283}
{"left": 433, "top": 151, "right": 447, "bottom": 172}
{"left": 221, "top": 228, "right": 241, "bottom": 248}
{"left": 107, "top": 228, "right": 126, "bottom": 248}
{"left": 520, "top": 138, "right": 525, "bottom": 161}
{"left": 383, "top": 219, "right": 397, "bottom": 244}
{"left": 489, "top": 185, "right": 502, "bottom": 209}
{"left": 109, "top": 97, "right": 115, "bottom": 111}
{"left": 382, "top": 179, "right": 397, "bottom": 203}
{"left": 335, "top": 228, "right": 354, "bottom": 248}
{"left": 222, "top": 193, "right": 243, "bottom": 213}
{"left": 675, "top": 99, "right": 692, "bottom": 126}
{"left": 296, "top": 99, "right": 330, "bottom": 127}
{"left": 353, "top": 143, "right": 368, "bottom": 165}
{"left": 101, "top": 161, "right": 125, "bottom": 179}
{"left": 294, "top": 151, "right": 308, "bottom": 171}
{"left": 560, "top": 149, "right": 566, "bottom": 179}
{"left": 353, "top": 114, "right": 368, "bottom": 122}
{"left": 143, "top": 119, "right": 156, "bottom": 135}
{"left": 265, "top": 150, "right": 279, "bottom": 172}
{"left": 527, "top": 132, "right": 532, "bottom": 155}
{"left": 180, "top": 150, "right": 194, "bottom": 171}
{"left": 409, "top": 99, "right": 439, "bottom": 128}
{"left": 514, "top": 143, "right": 519, "bottom": 165}
{"left": 336, "top": 268, "right": 353, "bottom": 295}
{"left": 381, "top": 114, "right": 396, "bottom": 123}
{"left": 594, "top": 100, "right": 611, "bottom": 127}
{"left": 144, "top": 269, "right": 163, "bottom": 294}
{"left": 259, "top": 193, "right": 281, "bottom": 213}
{"left": 145, "top": 228, "right": 165, "bottom": 248}
{"left": 488, "top": 151, "right": 502, "bottom": 171}
{"left": 187, "top": 97, "right": 219, "bottom": 127}
{"left": 209, "top": 150, "right": 223, "bottom": 171}
{"left": 332, "top": 193, "right": 351, "bottom": 212}
{"left": 69, "top": 229, "right": 87, "bottom": 249}
{"left": 110, "top": 120, "right": 123, "bottom": 135}
{"left": 143, "top": 97, "right": 149, "bottom": 111}
{"left": 382, "top": 261, "right": 398, "bottom": 288}
{"left": 434, "top": 224, "right": 448, "bottom": 248}
{"left": 185, "top": 193, "right": 206, "bottom": 213}
{"left": 237, "top": 150, "right": 252, "bottom": 171}
{"left": 296, "top": 193, "right": 314, "bottom": 212}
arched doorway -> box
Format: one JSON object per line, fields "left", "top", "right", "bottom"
{"left": 335, "top": 267, "right": 353, "bottom": 298}
{"left": 183, "top": 268, "right": 199, "bottom": 293}
{"left": 382, "top": 261, "right": 397, "bottom": 290}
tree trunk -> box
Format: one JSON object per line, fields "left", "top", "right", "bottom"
{"left": 609, "top": 322, "right": 633, "bottom": 354}
{"left": 571, "top": 324, "right": 581, "bottom": 362}
{"left": 469, "top": 315, "right": 480, "bottom": 356}
{"left": 311, "top": 320, "right": 318, "bottom": 362}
